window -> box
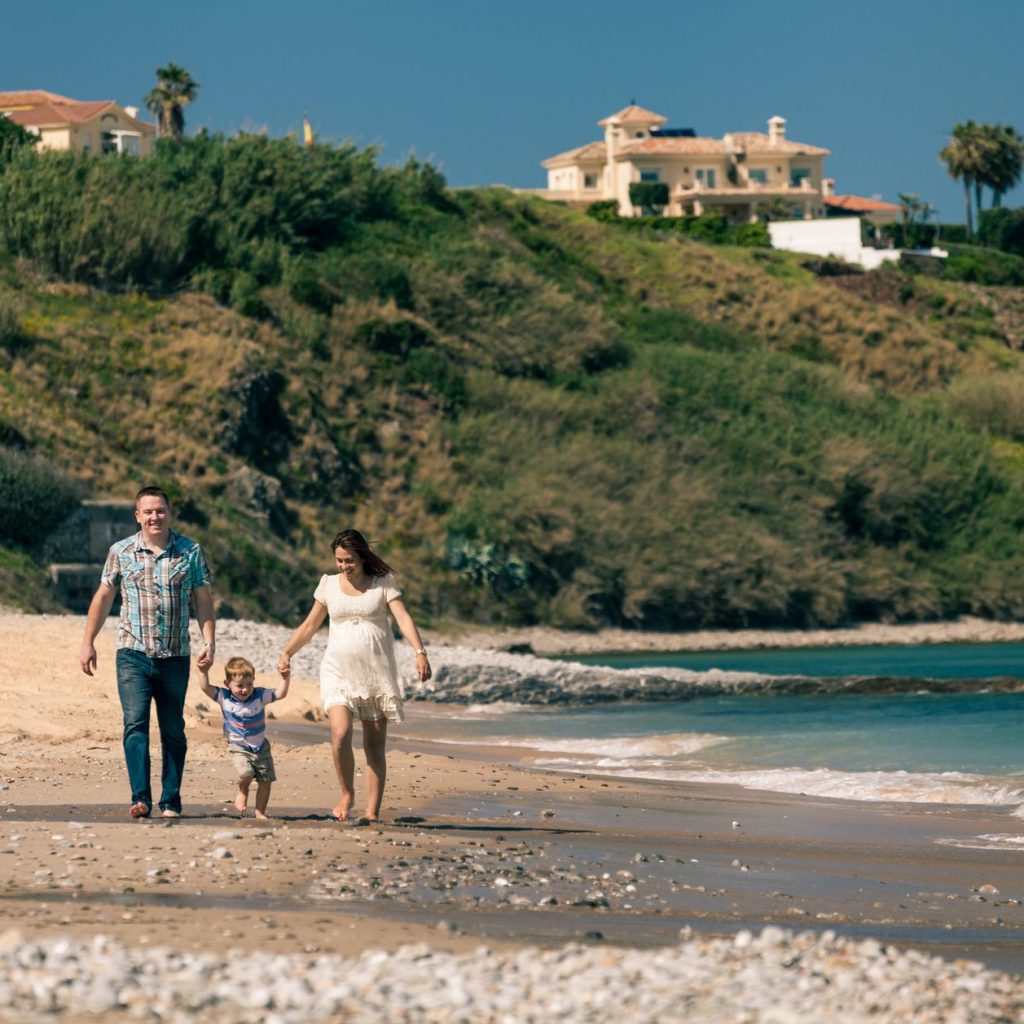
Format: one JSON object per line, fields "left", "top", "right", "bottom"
{"left": 790, "top": 167, "right": 812, "bottom": 187}
{"left": 583, "top": 172, "right": 599, "bottom": 189}
{"left": 695, "top": 168, "right": 717, "bottom": 188}
{"left": 791, "top": 205, "right": 805, "bottom": 219}
{"left": 748, "top": 169, "right": 768, "bottom": 184}
{"left": 640, "top": 170, "right": 661, "bottom": 182}
{"left": 101, "top": 131, "right": 118, "bottom": 154}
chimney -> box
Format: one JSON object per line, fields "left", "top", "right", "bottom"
{"left": 822, "top": 178, "right": 835, "bottom": 197}
{"left": 125, "top": 105, "right": 139, "bottom": 119}
{"left": 768, "top": 115, "right": 786, "bottom": 145}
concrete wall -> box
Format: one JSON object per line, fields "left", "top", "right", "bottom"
{"left": 45, "top": 500, "right": 135, "bottom": 612}
{"left": 768, "top": 217, "right": 901, "bottom": 269}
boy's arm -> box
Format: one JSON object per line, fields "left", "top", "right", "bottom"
{"left": 275, "top": 665, "right": 291, "bottom": 701}
{"left": 196, "top": 664, "right": 218, "bottom": 700}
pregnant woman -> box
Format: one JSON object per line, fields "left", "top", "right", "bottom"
{"left": 278, "top": 529, "right": 431, "bottom": 823}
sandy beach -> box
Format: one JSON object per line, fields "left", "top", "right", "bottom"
{"left": 3, "top": 611, "right": 1024, "bottom": 1021}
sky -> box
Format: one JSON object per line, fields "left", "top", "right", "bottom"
{"left": 4, "top": 0, "right": 1024, "bottom": 221}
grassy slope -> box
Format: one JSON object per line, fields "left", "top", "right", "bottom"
{"left": 3, "top": 188, "right": 1024, "bottom": 627}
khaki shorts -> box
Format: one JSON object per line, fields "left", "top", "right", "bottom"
{"left": 229, "top": 741, "right": 276, "bottom": 783}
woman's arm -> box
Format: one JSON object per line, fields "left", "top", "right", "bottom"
{"left": 388, "top": 598, "right": 431, "bottom": 682}
{"left": 277, "top": 601, "right": 328, "bottom": 677}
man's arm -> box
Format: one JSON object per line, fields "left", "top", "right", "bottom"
{"left": 80, "top": 583, "right": 117, "bottom": 676}
{"left": 193, "top": 585, "right": 216, "bottom": 670}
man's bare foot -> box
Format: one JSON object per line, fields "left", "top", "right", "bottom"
{"left": 129, "top": 802, "right": 150, "bottom": 819}
{"left": 332, "top": 799, "right": 352, "bottom": 822}
{"left": 234, "top": 792, "right": 248, "bottom": 814}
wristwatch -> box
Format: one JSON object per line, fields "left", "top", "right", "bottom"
{"left": 414, "top": 647, "right": 427, "bottom": 655}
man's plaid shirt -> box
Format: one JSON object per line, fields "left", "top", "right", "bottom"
{"left": 101, "top": 530, "right": 213, "bottom": 658}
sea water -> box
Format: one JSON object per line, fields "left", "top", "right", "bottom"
{"left": 408, "top": 643, "right": 1024, "bottom": 809}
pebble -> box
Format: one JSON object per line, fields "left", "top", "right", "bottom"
{"left": 0, "top": 928, "right": 1020, "bottom": 1022}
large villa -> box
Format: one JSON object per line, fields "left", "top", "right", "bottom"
{"left": 540, "top": 104, "right": 831, "bottom": 222}
{"left": 0, "top": 90, "right": 155, "bottom": 156}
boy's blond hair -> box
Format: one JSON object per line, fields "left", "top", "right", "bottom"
{"left": 224, "top": 656, "right": 256, "bottom": 681}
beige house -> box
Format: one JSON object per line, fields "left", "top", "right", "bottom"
{"left": 540, "top": 104, "right": 830, "bottom": 222}
{"left": 0, "top": 90, "right": 156, "bottom": 156}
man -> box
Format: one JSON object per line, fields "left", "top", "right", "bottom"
{"left": 80, "top": 486, "right": 215, "bottom": 819}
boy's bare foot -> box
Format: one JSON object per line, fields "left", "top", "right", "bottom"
{"left": 129, "top": 802, "right": 150, "bottom": 819}
{"left": 254, "top": 809, "right": 271, "bottom": 821}
{"left": 234, "top": 792, "right": 248, "bottom": 814}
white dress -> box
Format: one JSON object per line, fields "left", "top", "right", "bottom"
{"left": 314, "top": 572, "right": 405, "bottom": 722}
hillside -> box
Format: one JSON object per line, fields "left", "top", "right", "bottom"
{"left": 2, "top": 136, "right": 1024, "bottom": 630}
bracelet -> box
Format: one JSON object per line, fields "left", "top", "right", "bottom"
{"left": 414, "top": 647, "right": 427, "bottom": 656}
{"left": 281, "top": 651, "right": 292, "bottom": 659}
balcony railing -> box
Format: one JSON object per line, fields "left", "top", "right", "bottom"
{"left": 676, "top": 179, "right": 818, "bottom": 198}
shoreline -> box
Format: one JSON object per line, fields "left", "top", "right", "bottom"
{"left": 4, "top": 612, "right": 1024, "bottom": 1020}
{"left": 435, "top": 615, "right": 1024, "bottom": 656}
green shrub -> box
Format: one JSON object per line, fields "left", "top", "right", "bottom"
{"left": 978, "top": 207, "right": 1024, "bottom": 258}
{"left": 628, "top": 181, "right": 669, "bottom": 214}
{"left": 0, "top": 447, "right": 84, "bottom": 548}
{"left": 400, "top": 348, "right": 468, "bottom": 408}
{"left": 585, "top": 200, "right": 619, "bottom": 222}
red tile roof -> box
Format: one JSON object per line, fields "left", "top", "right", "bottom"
{"left": 824, "top": 194, "right": 901, "bottom": 213}
{"left": 726, "top": 131, "right": 830, "bottom": 156}
{"left": 0, "top": 90, "right": 149, "bottom": 128}
{"left": 598, "top": 105, "right": 667, "bottom": 127}
{"left": 0, "top": 89, "right": 77, "bottom": 106}
{"left": 542, "top": 140, "right": 607, "bottom": 168}
{"left": 618, "top": 136, "right": 725, "bottom": 156}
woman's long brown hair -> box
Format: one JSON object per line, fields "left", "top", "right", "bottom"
{"left": 331, "top": 529, "right": 393, "bottom": 578}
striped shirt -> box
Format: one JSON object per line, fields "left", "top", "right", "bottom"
{"left": 214, "top": 687, "right": 278, "bottom": 752}
{"left": 101, "top": 530, "right": 213, "bottom": 658}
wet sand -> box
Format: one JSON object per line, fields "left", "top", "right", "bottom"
{"left": 2, "top": 612, "right": 1024, "bottom": 980}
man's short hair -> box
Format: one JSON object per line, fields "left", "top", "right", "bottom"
{"left": 225, "top": 656, "right": 256, "bottom": 680}
{"left": 135, "top": 486, "right": 170, "bottom": 509}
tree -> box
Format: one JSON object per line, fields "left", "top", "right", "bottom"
{"left": 978, "top": 123, "right": 1024, "bottom": 208}
{"left": 941, "top": 121, "right": 987, "bottom": 237}
{"left": 897, "top": 193, "right": 936, "bottom": 248}
{"left": 628, "top": 181, "right": 669, "bottom": 216}
{"left": 145, "top": 62, "right": 199, "bottom": 142}
{"left": 0, "top": 116, "right": 38, "bottom": 163}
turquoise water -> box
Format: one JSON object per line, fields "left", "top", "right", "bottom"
{"left": 409, "top": 644, "right": 1024, "bottom": 807}
{"left": 567, "top": 641, "right": 1024, "bottom": 679}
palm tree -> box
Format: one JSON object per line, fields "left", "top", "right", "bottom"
{"left": 940, "top": 121, "right": 987, "bottom": 237}
{"left": 979, "top": 123, "right": 1024, "bottom": 208}
{"left": 145, "top": 63, "right": 199, "bottom": 142}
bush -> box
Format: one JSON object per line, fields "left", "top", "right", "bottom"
{"left": 0, "top": 447, "right": 84, "bottom": 548}
{"left": 628, "top": 182, "right": 670, "bottom": 214}
{"left": 939, "top": 244, "right": 1024, "bottom": 285}
{"left": 0, "top": 134, "right": 449, "bottom": 293}
{"left": 978, "top": 207, "right": 1024, "bottom": 257}
{"left": 585, "top": 200, "right": 619, "bottom": 222}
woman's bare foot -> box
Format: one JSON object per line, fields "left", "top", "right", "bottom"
{"left": 332, "top": 798, "right": 353, "bottom": 822}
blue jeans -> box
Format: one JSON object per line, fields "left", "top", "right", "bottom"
{"left": 116, "top": 650, "right": 190, "bottom": 813}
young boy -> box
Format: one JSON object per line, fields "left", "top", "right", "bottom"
{"left": 198, "top": 656, "right": 290, "bottom": 820}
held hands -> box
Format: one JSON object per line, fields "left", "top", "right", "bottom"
{"left": 196, "top": 642, "right": 215, "bottom": 671}
{"left": 278, "top": 651, "right": 292, "bottom": 677}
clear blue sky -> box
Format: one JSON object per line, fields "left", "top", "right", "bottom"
{"left": 5, "top": 0, "right": 1024, "bottom": 221}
